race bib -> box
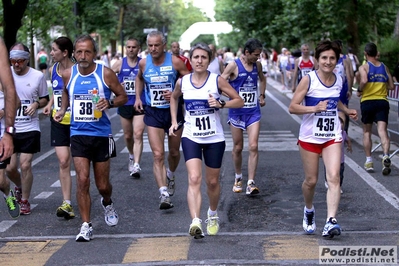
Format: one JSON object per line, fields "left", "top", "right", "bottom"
{"left": 150, "top": 83, "right": 171, "bottom": 107}
{"left": 312, "top": 110, "right": 338, "bottom": 138}
{"left": 16, "top": 99, "right": 31, "bottom": 122}
{"left": 190, "top": 108, "right": 217, "bottom": 138}
{"left": 301, "top": 68, "right": 312, "bottom": 77}
{"left": 53, "top": 90, "right": 71, "bottom": 112}
{"left": 73, "top": 94, "right": 99, "bottom": 122}
{"left": 123, "top": 77, "right": 135, "bottom": 96}
{"left": 239, "top": 87, "right": 258, "bottom": 108}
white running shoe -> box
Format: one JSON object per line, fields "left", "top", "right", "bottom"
{"left": 101, "top": 198, "right": 118, "bottom": 226}
{"left": 130, "top": 163, "right": 141, "bottom": 178}
{"left": 128, "top": 158, "right": 134, "bottom": 172}
{"left": 76, "top": 222, "right": 93, "bottom": 242}
{"left": 302, "top": 207, "right": 316, "bottom": 234}
{"left": 189, "top": 218, "right": 204, "bottom": 239}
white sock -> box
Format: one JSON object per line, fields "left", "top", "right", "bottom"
{"left": 247, "top": 179, "right": 255, "bottom": 185}
{"left": 366, "top": 156, "right": 372, "bottom": 163}
{"left": 235, "top": 173, "right": 242, "bottom": 180}
{"left": 305, "top": 206, "right": 314, "bottom": 213}
{"left": 64, "top": 200, "right": 71, "bottom": 205}
{"left": 159, "top": 186, "right": 168, "bottom": 196}
{"left": 167, "top": 168, "right": 174, "bottom": 179}
{"left": 129, "top": 154, "right": 134, "bottom": 160}
{"left": 208, "top": 207, "right": 217, "bottom": 216}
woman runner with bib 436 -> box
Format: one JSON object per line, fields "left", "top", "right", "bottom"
{"left": 289, "top": 40, "right": 357, "bottom": 238}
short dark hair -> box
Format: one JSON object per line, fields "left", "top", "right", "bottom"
{"left": 243, "top": 38, "right": 263, "bottom": 54}
{"left": 364, "top": 42, "right": 378, "bottom": 57}
{"left": 126, "top": 37, "right": 141, "bottom": 47}
{"left": 315, "top": 40, "right": 340, "bottom": 61}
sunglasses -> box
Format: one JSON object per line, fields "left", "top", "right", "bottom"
{"left": 10, "top": 59, "right": 27, "bottom": 64}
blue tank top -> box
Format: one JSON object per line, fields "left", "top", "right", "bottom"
{"left": 143, "top": 53, "right": 178, "bottom": 108}
{"left": 51, "top": 62, "right": 71, "bottom": 124}
{"left": 66, "top": 64, "right": 112, "bottom": 137}
{"left": 117, "top": 57, "right": 144, "bottom": 105}
{"left": 228, "top": 59, "right": 260, "bottom": 115}
{"left": 336, "top": 55, "right": 349, "bottom": 105}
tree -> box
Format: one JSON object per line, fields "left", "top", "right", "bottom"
{"left": 214, "top": 0, "right": 399, "bottom": 58}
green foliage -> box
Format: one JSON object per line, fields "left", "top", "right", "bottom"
{"left": 215, "top": 0, "right": 399, "bottom": 59}
{"left": 377, "top": 37, "right": 399, "bottom": 73}
{"left": 17, "top": 0, "right": 76, "bottom": 46}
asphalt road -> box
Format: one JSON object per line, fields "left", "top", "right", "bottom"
{"left": 0, "top": 74, "right": 398, "bottom": 265}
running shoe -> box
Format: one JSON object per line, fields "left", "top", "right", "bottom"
{"left": 14, "top": 186, "right": 22, "bottom": 203}
{"left": 364, "top": 161, "right": 374, "bottom": 172}
{"left": 56, "top": 201, "right": 75, "bottom": 220}
{"left": 246, "top": 181, "right": 259, "bottom": 195}
{"left": 232, "top": 178, "right": 243, "bottom": 193}
{"left": 322, "top": 217, "right": 341, "bottom": 238}
{"left": 128, "top": 158, "right": 134, "bottom": 173}
{"left": 205, "top": 212, "right": 219, "bottom": 236}
{"left": 20, "top": 199, "right": 31, "bottom": 215}
{"left": 302, "top": 207, "right": 316, "bottom": 234}
{"left": 159, "top": 193, "right": 174, "bottom": 210}
{"left": 101, "top": 198, "right": 118, "bottom": 226}
{"left": 167, "top": 176, "right": 175, "bottom": 196}
{"left": 76, "top": 222, "right": 93, "bottom": 242}
{"left": 4, "top": 190, "right": 20, "bottom": 219}
{"left": 382, "top": 155, "right": 391, "bottom": 176}
{"left": 189, "top": 218, "right": 204, "bottom": 239}
{"left": 130, "top": 163, "right": 141, "bottom": 178}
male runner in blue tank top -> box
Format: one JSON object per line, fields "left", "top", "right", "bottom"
{"left": 222, "top": 38, "right": 266, "bottom": 196}
{"left": 55, "top": 34, "right": 128, "bottom": 242}
{"left": 134, "top": 31, "right": 190, "bottom": 210}
{"left": 112, "top": 37, "right": 145, "bottom": 178}
{"left": 358, "top": 42, "right": 394, "bottom": 175}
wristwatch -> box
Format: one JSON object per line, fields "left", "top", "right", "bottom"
{"left": 5, "top": 126, "right": 16, "bottom": 136}
{"left": 259, "top": 93, "right": 265, "bottom": 99}
{"left": 218, "top": 99, "right": 226, "bottom": 108}
{"left": 107, "top": 99, "right": 114, "bottom": 108}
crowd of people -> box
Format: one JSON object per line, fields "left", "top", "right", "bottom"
{"left": 0, "top": 31, "right": 394, "bottom": 242}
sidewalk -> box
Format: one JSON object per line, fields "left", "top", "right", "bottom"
{"left": 266, "top": 70, "right": 399, "bottom": 170}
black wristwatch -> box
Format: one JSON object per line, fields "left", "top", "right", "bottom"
{"left": 5, "top": 126, "right": 16, "bottom": 136}
{"left": 218, "top": 99, "right": 226, "bottom": 108}
{"left": 107, "top": 99, "right": 114, "bottom": 108}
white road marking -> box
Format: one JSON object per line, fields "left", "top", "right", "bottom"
{"left": 120, "top": 130, "right": 298, "bottom": 153}
{"left": 0, "top": 220, "right": 17, "bottom": 232}
{"left": 34, "top": 192, "right": 54, "bottom": 199}
{"left": 50, "top": 180, "right": 61, "bottom": 187}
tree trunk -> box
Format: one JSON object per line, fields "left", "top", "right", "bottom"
{"left": 346, "top": 0, "right": 360, "bottom": 55}
{"left": 2, "top": 0, "right": 29, "bottom": 50}
{"left": 394, "top": 9, "right": 399, "bottom": 38}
